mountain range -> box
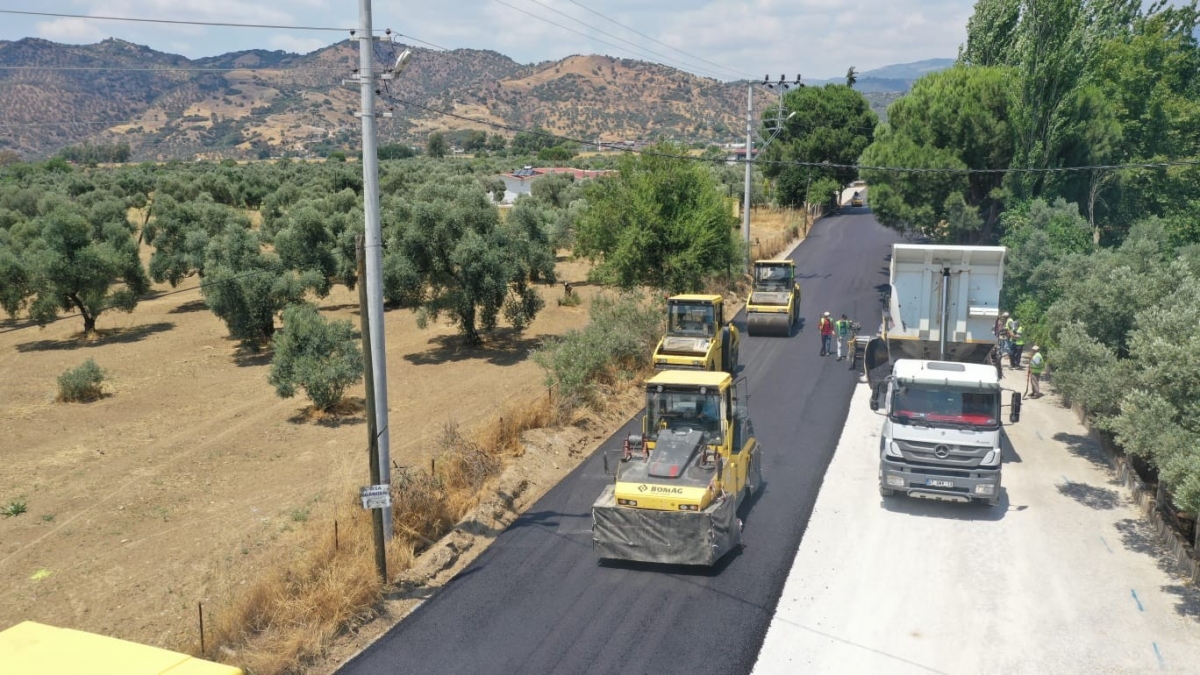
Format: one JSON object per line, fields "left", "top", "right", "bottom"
{"left": 0, "top": 37, "right": 951, "bottom": 160}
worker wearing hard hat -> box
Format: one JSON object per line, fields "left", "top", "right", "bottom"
{"left": 818, "top": 311, "right": 834, "bottom": 356}
{"left": 1009, "top": 321, "right": 1025, "bottom": 369}
{"left": 1028, "top": 346, "right": 1046, "bottom": 398}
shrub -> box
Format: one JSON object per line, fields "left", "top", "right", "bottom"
{"left": 2, "top": 500, "right": 27, "bottom": 518}
{"left": 557, "top": 290, "right": 581, "bottom": 307}
{"left": 268, "top": 304, "right": 363, "bottom": 411}
{"left": 56, "top": 359, "right": 106, "bottom": 402}
{"left": 534, "top": 293, "right": 662, "bottom": 407}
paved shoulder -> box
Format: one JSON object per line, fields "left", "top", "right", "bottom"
{"left": 753, "top": 381, "right": 1200, "bottom": 674}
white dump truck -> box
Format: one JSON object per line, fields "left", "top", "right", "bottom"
{"left": 864, "top": 244, "right": 1021, "bottom": 506}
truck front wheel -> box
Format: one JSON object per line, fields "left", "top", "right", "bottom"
{"left": 880, "top": 487, "right": 895, "bottom": 498}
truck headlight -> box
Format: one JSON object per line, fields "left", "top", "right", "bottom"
{"left": 885, "top": 441, "right": 904, "bottom": 459}
{"left": 974, "top": 484, "right": 996, "bottom": 495}
{"left": 886, "top": 474, "right": 905, "bottom": 487}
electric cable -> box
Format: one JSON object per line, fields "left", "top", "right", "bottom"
{"left": 487, "top": 0, "right": 730, "bottom": 82}
{"left": 518, "top": 0, "right": 737, "bottom": 81}
{"left": 564, "top": 0, "right": 755, "bottom": 80}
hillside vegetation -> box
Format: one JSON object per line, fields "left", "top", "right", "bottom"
{"left": 1, "top": 39, "right": 763, "bottom": 160}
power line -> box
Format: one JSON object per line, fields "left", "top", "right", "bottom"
{"left": 516, "top": 0, "right": 736, "bottom": 81}
{"left": 383, "top": 34, "right": 451, "bottom": 53}
{"left": 5, "top": 70, "right": 1184, "bottom": 176}
{"left": 0, "top": 9, "right": 353, "bottom": 32}
{"left": 487, "top": 0, "right": 729, "bottom": 81}
{"left": 383, "top": 92, "right": 1200, "bottom": 176}
{"left": 0, "top": 65, "right": 347, "bottom": 73}
{"left": 4, "top": 53, "right": 1191, "bottom": 177}
{"left": 0, "top": 9, "right": 448, "bottom": 51}
{"left": 564, "top": 0, "right": 754, "bottom": 80}
{"left": 0, "top": 110, "right": 331, "bottom": 130}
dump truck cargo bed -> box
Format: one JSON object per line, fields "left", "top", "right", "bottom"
{"left": 884, "top": 244, "right": 1004, "bottom": 363}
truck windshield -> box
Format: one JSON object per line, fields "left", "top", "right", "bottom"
{"left": 647, "top": 388, "right": 723, "bottom": 443}
{"left": 667, "top": 303, "right": 715, "bottom": 337}
{"left": 890, "top": 385, "right": 998, "bottom": 429}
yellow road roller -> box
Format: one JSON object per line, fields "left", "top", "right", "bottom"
{"left": 592, "top": 370, "right": 762, "bottom": 566}
{"left": 652, "top": 295, "right": 739, "bottom": 373}
{"left": 746, "top": 259, "right": 800, "bottom": 336}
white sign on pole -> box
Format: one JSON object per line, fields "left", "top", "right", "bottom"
{"left": 360, "top": 484, "right": 391, "bottom": 510}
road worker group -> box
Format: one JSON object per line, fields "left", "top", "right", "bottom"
{"left": 993, "top": 311, "right": 1048, "bottom": 398}
{"left": 816, "top": 311, "right": 859, "bottom": 365}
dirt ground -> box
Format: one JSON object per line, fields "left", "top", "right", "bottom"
{"left": 0, "top": 213, "right": 801, "bottom": 660}
{"left": 0, "top": 250, "right": 597, "bottom": 648}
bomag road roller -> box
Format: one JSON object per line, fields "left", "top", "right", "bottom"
{"left": 652, "top": 295, "right": 739, "bottom": 373}
{"left": 746, "top": 259, "right": 801, "bottom": 336}
{"left": 592, "top": 370, "right": 762, "bottom": 566}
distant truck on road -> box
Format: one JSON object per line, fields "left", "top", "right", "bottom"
{"left": 865, "top": 244, "right": 1021, "bottom": 506}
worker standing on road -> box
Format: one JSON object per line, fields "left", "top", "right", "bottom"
{"left": 834, "top": 313, "right": 852, "bottom": 361}
{"left": 818, "top": 311, "right": 834, "bottom": 356}
{"left": 994, "top": 311, "right": 1011, "bottom": 362}
{"left": 1028, "top": 346, "right": 1046, "bottom": 398}
{"left": 1009, "top": 321, "right": 1025, "bottom": 369}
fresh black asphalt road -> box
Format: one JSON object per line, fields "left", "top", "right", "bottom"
{"left": 339, "top": 209, "right": 903, "bottom": 675}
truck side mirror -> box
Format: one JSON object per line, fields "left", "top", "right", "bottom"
{"left": 1009, "top": 392, "right": 1022, "bottom": 423}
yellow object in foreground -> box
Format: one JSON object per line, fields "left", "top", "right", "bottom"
{"left": 0, "top": 621, "right": 243, "bottom": 675}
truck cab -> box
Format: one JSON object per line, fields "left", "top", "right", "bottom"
{"left": 873, "top": 360, "right": 1010, "bottom": 505}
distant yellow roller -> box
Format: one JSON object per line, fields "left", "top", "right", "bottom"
{"left": 745, "top": 260, "right": 800, "bottom": 337}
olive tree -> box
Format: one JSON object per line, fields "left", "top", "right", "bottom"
{"left": 381, "top": 177, "right": 555, "bottom": 345}
{"left": 0, "top": 202, "right": 148, "bottom": 335}
{"left": 201, "top": 224, "right": 321, "bottom": 349}
{"left": 268, "top": 303, "right": 363, "bottom": 411}
{"left": 574, "top": 143, "right": 737, "bottom": 293}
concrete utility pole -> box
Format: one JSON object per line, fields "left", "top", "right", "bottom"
{"left": 356, "top": 0, "right": 393, "bottom": 542}
{"left": 356, "top": 237, "right": 387, "bottom": 582}
{"left": 742, "top": 83, "right": 753, "bottom": 276}
{"left": 742, "top": 74, "right": 800, "bottom": 274}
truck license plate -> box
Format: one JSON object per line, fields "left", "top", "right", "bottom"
{"left": 925, "top": 479, "right": 954, "bottom": 488}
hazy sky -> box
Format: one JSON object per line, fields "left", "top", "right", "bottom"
{"left": 1, "top": 1, "right": 976, "bottom": 80}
